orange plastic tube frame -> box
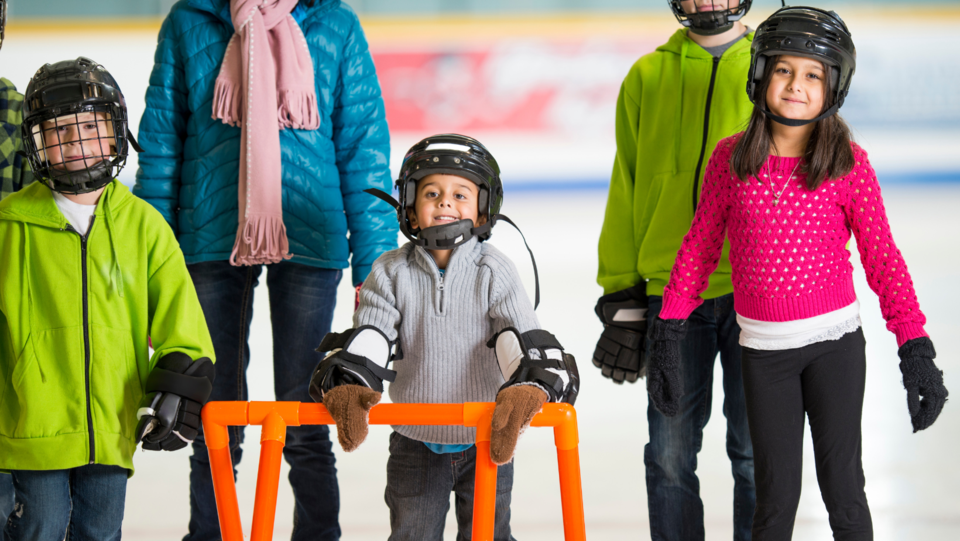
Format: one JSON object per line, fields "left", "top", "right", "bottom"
{"left": 201, "top": 401, "right": 587, "bottom": 541}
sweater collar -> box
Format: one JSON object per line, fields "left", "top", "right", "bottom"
{"left": 412, "top": 236, "right": 483, "bottom": 277}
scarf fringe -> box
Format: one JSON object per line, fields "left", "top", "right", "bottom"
{"left": 277, "top": 89, "right": 320, "bottom": 130}
{"left": 229, "top": 215, "right": 294, "bottom": 266}
{"left": 212, "top": 77, "right": 244, "bottom": 128}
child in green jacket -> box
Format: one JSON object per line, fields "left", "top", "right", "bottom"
{"left": 0, "top": 57, "right": 216, "bottom": 541}
{"left": 593, "top": 1, "right": 757, "bottom": 540}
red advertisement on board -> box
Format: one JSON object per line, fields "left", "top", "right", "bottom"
{"left": 371, "top": 39, "right": 662, "bottom": 135}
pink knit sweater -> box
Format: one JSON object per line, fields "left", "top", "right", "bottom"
{"left": 661, "top": 135, "right": 927, "bottom": 347}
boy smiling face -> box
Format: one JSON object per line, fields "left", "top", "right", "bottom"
{"left": 407, "top": 173, "right": 487, "bottom": 232}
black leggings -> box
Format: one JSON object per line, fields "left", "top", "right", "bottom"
{"left": 741, "top": 328, "right": 873, "bottom": 541}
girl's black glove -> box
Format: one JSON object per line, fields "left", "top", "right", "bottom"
{"left": 646, "top": 317, "right": 687, "bottom": 417}
{"left": 898, "top": 337, "right": 948, "bottom": 432}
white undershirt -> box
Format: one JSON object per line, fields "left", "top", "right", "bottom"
{"left": 53, "top": 191, "right": 97, "bottom": 236}
{"left": 737, "top": 299, "right": 862, "bottom": 351}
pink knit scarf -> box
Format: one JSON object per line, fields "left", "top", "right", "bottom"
{"left": 212, "top": 0, "right": 320, "bottom": 266}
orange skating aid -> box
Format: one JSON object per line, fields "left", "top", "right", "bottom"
{"left": 201, "top": 401, "right": 587, "bottom": 541}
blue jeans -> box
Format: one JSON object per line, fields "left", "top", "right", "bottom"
{"left": 0, "top": 474, "right": 12, "bottom": 529}
{"left": 385, "top": 432, "right": 515, "bottom": 541}
{"left": 185, "top": 261, "right": 342, "bottom": 541}
{"left": 2, "top": 465, "right": 127, "bottom": 541}
{"left": 645, "top": 294, "right": 755, "bottom": 541}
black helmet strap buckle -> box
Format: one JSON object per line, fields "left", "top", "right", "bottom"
{"left": 364, "top": 188, "right": 541, "bottom": 309}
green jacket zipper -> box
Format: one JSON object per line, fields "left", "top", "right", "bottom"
{"left": 68, "top": 218, "right": 97, "bottom": 464}
{"left": 692, "top": 56, "right": 721, "bottom": 213}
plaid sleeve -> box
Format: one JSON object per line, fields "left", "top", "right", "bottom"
{"left": 0, "top": 81, "right": 27, "bottom": 200}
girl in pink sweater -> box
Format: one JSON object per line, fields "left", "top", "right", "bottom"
{"left": 644, "top": 7, "right": 948, "bottom": 540}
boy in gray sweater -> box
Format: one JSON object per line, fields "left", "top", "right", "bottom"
{"left": 308, "top": 134, "right": 579, "bottom": 539}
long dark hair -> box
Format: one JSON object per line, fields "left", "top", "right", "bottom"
{"left": 730, "top": 55, "right": 855, "bottom": 190}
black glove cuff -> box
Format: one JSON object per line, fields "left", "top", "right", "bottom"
{"left": 146, "top": 354, "right": 215, "bottom": 404}
{"left": 898, "top": 336, "right": 936, "bottom": 363}
{"left": 650, "top": 318, "right": 687, "bottom": 342}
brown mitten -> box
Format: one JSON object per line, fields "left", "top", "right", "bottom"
{"left": 322, "top": 384, "right": 381, "bottom": 452}
{"left": 489, "top": 385, "right": 549, "bottom": 465}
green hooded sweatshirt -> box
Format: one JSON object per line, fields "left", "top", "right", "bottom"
{"left": 598, "top": 29, "right": 755, "bottom": 297}
{"left": 0, "top": 180, "right": 215, "bottom": 474}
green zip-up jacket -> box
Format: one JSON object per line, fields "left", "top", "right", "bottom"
{"left": 0, "top": 180, "right": 215, "bottom": 474}
{"left": 597, "top": 29, "right": 754, "bottom": 297}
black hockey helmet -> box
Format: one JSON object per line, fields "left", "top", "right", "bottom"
{"left": 365, "top": 133, "right": 543, "bottom": 308}
{"left": 21, "top": 57, "right": 142, "bottom": 194}
{"left": 747, "top": 6, "right": 856, "bottom": 127}
{"left": 395, "top": 133, "right": 504, "bottom": 245}
{"left": 668, "top": 0, "right": 752, "bottom": 36}
{"left": 368, "top": 133, "right": 504, "bottom": 250}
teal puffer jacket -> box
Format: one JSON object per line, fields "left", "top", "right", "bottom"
{"left": 134, "top": 0, "right": 397, "bottom": 285}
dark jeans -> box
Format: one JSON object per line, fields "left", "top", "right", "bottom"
{"left": 185, "top": 260, "right": 342, "bottom": 541}
{"left": 2, "top": 465, "right": 127, "bottom": 541}
{"left": 0, "top": 474, "right": 12, "bottom": 529}
{"left": 645, "top": 294, "right": 755, "bottom": 541}
{"left": 385, "top": 432, "right": 515, "bottom": 541}
{"left": 742, "top": 328, "right": 872, "bottom": 541}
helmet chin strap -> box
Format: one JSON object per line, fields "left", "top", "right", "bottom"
{"left": 363, "top": 188, "right": 542, "bottom": 309}
{"left": 687, "top": 11, "right": 735, "bottom": 36}
{"left": 760, "top": 102, "right": 841, "bottom": 127}
{"left": 49, "top": 159, "right": 114, "bottom": 194}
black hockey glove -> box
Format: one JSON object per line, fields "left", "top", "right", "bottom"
{"left": 488, "top": 327, "right": 580, "bottom": 406}
{"left": 646, "top": 317, "right": 686, "bottom": 417}
{"left": 593, "top": 283, "right": 647, "bottom": 384}
{"left": 308, "top": 326, "right": 398, "bottom": 401}
{"left": 135, "top": 352, "right": 215, "bottom": 451}
{"left": 898, "top": 337, "right": 948, "bottom": 432}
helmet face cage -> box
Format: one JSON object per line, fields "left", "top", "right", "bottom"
{"left": 668, "top": 0, "right": 752, "bottom": 36}
{"left": 747, "top": 7, "right": 856, "bottom": 113}
{"left": 395, "top": 134, "right": 504, "bottom": 241}
{"left": 21, "top": 58, "right": 133, "bottom": 194}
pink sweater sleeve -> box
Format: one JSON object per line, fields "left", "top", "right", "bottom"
{"left": 660, "top": 140, "right": 734, "bottom": 320}
{"left": 843, "top": 145, "right": 927, "bottom": 346}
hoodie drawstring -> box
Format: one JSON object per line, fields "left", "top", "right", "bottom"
{"left": 22, "top": 224, "right": 45, "bottom": 382}
{"left": 674, "top": 37, "right": 689, "bottom": 174}
{"left": 102, "top": 192, "right": 125, "bottom": 298}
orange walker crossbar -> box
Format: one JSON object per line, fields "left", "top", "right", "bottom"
{"left": 201, "top": 401, "right": 586, "bottom": 541}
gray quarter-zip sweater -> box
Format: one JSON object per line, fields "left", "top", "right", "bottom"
{"left": 355, "top": 237, "right": 539, "bottom": 444}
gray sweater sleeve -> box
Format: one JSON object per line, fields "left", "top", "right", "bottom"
{"left": 484, "top": 247, "right": 540, "bottom": 335}
{"left": 353, "top": 254, "right": 402, "bottom": 341}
